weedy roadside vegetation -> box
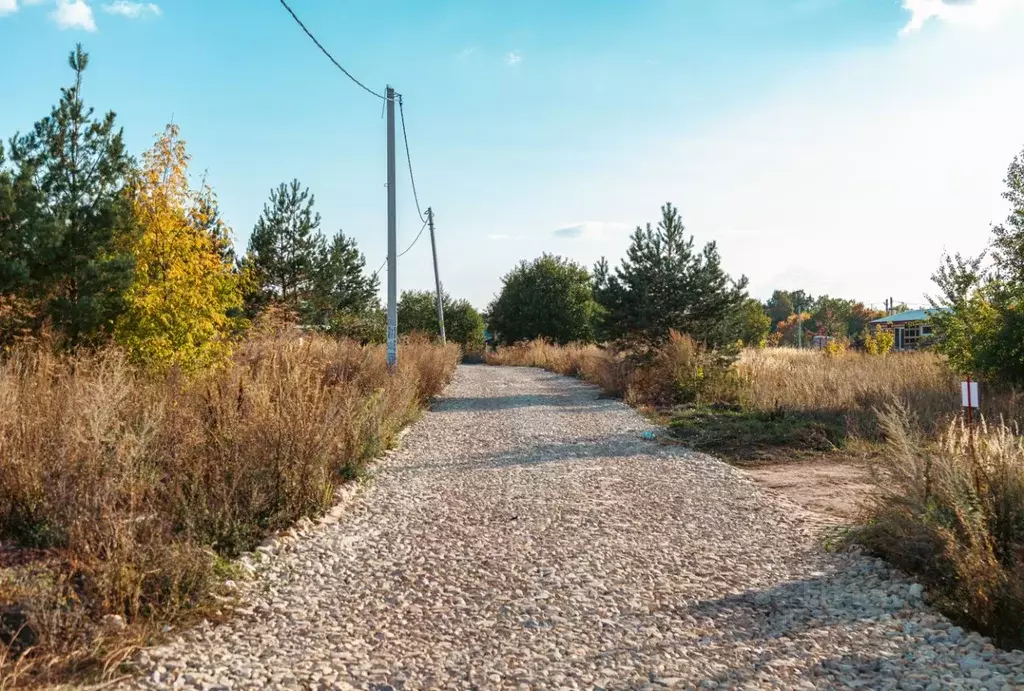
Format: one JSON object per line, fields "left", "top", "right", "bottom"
{"left": 0, "top": 332, "right": 459, "bottom": 687}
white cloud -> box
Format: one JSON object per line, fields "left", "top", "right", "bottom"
{"left": 0, "top": 0, "right": 17, "bottom": 15}
{"left": 505, "top": 51, "right": 522, "bottom": 66}
{"left": 553, "top": 221, "right": 629, "bottom": 240}
{"left": 900, "top": 0, "right": 1024, "bottom": 35}
{"left": 103, "top": 0, "right": 159, "bottom": 18}
{"left": 51, "top": 0, "right": 96, "bottom": 30}
{"left": 573, "top": 15, "right": 1024, "bottom": 306}
{"left": 458, "top": 47, "right": 477, "bottom": 60}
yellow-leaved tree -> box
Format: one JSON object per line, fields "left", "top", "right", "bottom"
{"left": 116, "top": 125, "right": 243, "bottom": 370}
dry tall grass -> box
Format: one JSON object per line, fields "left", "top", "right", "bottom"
{"left": 488, "top": 341, "right": 1022, "bottom": 439}
{"left": 734, "top": 348, "right": 1023, "bottom": 437}
{"left": 0, "top": 332, "right": 459, "bottom": 686}
{"left": 859, "top": 410, "right": 1024, "bottom": 648}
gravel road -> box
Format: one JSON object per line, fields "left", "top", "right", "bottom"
{"left": 124, "top": 365, "right": 1024, "bottom": 690}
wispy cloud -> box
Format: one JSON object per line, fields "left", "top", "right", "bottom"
{"left": 52, "top": 0, "right": 96, "bottom": 31}
{"left": 505, "top": 51, "right": 522, "bottom": 66}
{"left": 1, "top": 0, "right": 45, "bottom": 17}
{"left": 458, "top": 46, "right": 477, "bottom": 60}
{"left": 103, "top": 0, "right": 160, "bottom": 18}
{"left": 553, "top": 225, "right": 585, "bottom": 239}
{"left": 553, "top": 221, "right": 629, "bottom": 240}
{"left": 900, "top": 0, "right": 1024, "bottom": 35}
{"left": 487, "top": 234, "right": 510, "bottom": 241}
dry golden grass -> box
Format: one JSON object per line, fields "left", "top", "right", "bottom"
{"left": 733, "top": 348, "right": 1020, "bottom": 438}
{"left": 0, "top": 331, "right": 459, "bottom": 687}
{"left": 858, "top": 409, "right": 1024, "bottom": 649}
{"left": 489, "top": 341, "right": 1022, "bottom": 439}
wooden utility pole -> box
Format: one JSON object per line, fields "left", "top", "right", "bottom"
{"left": 427, "top": 208, "right": 446, "bottom": 344}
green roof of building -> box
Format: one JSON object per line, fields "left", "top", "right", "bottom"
{"left": 870, "top": 308, "right": 948, "bottom": 324}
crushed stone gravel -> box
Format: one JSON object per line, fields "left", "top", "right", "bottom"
{"left": 120, "top": 365, "right": 1024, "bottom": 690}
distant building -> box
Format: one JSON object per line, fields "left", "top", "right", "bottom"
{"left": 869, "top": 308, "right": 947, "bottom": 351}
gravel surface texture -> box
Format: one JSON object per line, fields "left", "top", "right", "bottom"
{"left": 122, "top": 365, "right": 1024, "bottom": 690}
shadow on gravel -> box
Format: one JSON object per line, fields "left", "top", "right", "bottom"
{"left": 392, "top": 434, "right": 665, "bottom": 475}
{"left": 434, "top": 393, "right": 612, "bottom": 413}
{"left": 679, "top": 571, "right": 912, "bottom": 644}
{"left": 702, "top": 649, "right": 933, "bottom": 688}
{"left": 479, "top": 436, "right": 663, "bottom": 469}
{"left": 673, "top": 571, "right": 991, "bottom": 684}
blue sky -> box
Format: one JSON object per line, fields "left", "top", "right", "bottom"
{"left": 2, "top": 0, "right": 1024, "bottom": 310}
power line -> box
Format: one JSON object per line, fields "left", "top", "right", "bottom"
{"left": 398, "top": 218, "right": 429, "bottom": 257}
{"left": 397, "top": 94, "right": 425, "bottom": 222}
{"left": 277, "top": 0, "right": 385, "bottom": 101}
{"left": 370, "top": 217, "right": 430, "bottom": 279}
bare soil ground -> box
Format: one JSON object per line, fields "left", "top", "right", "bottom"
{"left": 742, "top": 458, "right": 875, "bottom": 522}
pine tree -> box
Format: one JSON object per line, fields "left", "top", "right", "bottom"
{"left": 305, "top": 230, "right": 379, "bottom": 326}
{"left": 0, "top": 143, "right": 31, "bottom": 295}
{"left": 245, "top": 179, "right": 325, "bottom": 315}
{"left": 114, "top": 125, "right": 244, "bottom": 370}
{"left": 4, "top": 44, "right": 136, "bottom": 345}
{"left": 0, "top": 143, "right": 39, "bottom": 346}
{"left": 594, "top": 203, "right": 748, "bottom": 348}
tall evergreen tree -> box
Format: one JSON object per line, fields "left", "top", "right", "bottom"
{"left": 3, "top": 45, "right": 136, "bottom": 345}
{"left": 305, "top": 231, "right": 379, "bottom": 326}
{"left": 594, "top": 203, "right": 748, "bottom": 348}
{"left": 244, "top": 179, "right": 324, "bottom": 315}
{"left": 0, "top": 143, "right": 28, "bottom": 293}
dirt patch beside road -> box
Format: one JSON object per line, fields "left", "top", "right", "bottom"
{"left": 743, "top": 458, "right": 875, "bottom": 522}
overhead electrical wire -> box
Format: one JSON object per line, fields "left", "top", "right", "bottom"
{"left": 276, "top": 1, "right": 431, "bottom": 281}
{"left": 277, "top": 0, "right": 386, "bottom": 101}
{"left": 370, "top": 217, "right": 429, "bottom": 279}
{"left": 397, "top": 94, "right": 426, "bottom": 223}
{"left": 398, "top": 218, "right": 429, "bottom": 258}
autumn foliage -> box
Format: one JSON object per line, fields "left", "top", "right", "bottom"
{"left": 114, "top": 126, "right": 244, "bottom": 371}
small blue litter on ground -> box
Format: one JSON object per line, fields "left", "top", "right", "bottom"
{"left": 641, "top": 431, "right": 657, "bottom": 440}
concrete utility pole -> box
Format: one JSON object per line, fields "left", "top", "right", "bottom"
{"left": 386, "top": 86, "right": 398, "bottom": 369}
{"left": 427, "top": 207, "right": 446, "bottom": 344}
